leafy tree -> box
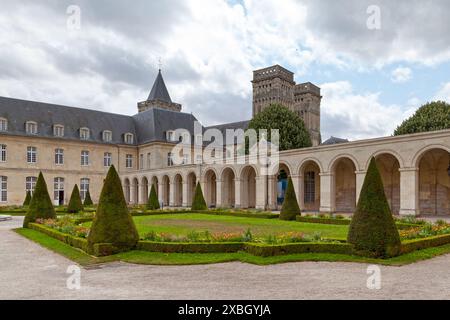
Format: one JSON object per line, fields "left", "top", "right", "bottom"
{"left": 347, "top": 158, "right": 401, "bottom": 258}
{"left": 248, "top": 103, "right": 312, "bottom": 151}
{"left": 67, "top": 184, "right": 83, "bottom": 213}
{"left": 191, "top": 182, "right": 207, "bottom": 211}
{"left": 87, "top": 165, "right": 139, "bottom": 252}
{"left": 23, "top": 172, "right": 56, "bottom": 227}
{"left": 147, "top": 184, "right": 160, "bottom": 210}
{"left": 279, "top": 177, "right": 301, "bottom": 220}
{"left": 83, "top": 189, "right": 93, "bottom": 206}
{"left": 394, "top": 101, "right": 450, "bottom": 136}
{"left": 23, "top": 191, "right": 32, "bottom": 206}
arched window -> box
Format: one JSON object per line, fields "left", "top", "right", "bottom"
{"left": 124, "top": 133, "right": 134, "bottom": 144}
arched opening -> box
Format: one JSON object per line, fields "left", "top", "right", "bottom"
{"left": 276, "top": 163, "right": 291, "bottom": 206}
{"left": 240, "top": 166, "right": 256, "bottom": 208}
{"left": 221, "top": 167, "right": 235, "bottom": 208}
{"left": 162, "top": 175, "right": 170, "bottom": 207}
{"left": 300, "top": 160, "right": 321, "bottom": 212}
{"left": 374, "top": 153, "right": 400, "bottom": 214}
{"left": 151, "top": 176, "right": 159, "bottom": 197}
{"left": 173, "top": 174, "right": 183, "bottom": 207}
{"left": 124, "top": 178, "right": 130, "bottom": 204}
{"left": 141, "top": 177, "right": 149, "bottom": 204}
{"left": 417, "top": 148, "right": 450, "bottom": 215}
{"left": 204, "top": 170, "right": 217, "bottom": 208}
{"left": 332, "top": 157, "right": 356, "bottom": 213}
{"left": 132, "top": 178, "right": 139, "bottom": 204}
{"left": 187, "top": 172, "right": 197, "bottom": 206}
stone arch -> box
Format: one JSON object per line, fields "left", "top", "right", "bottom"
{"left": 297, "top": 157, "right": 324, "bottom": 174}
{"left": 373, "top": 153, "right": 401, "bottom": 214}
{"left": 124, "top": 178, "right": 131, "bottom": 204}
{"left": 331, "top": 156, "right": 356, "bottom": 213}
{"left": 150, "top": 176, "right": 159, "bottom": 196}
{"left": 365, "top": 149, "right": 404, "bottom": 170}
{"left": 141, "top": 176, "right": 149, "bottom": 204}
{"left": 240, "top": 165, "right": 257, "bottom": 208}
{"left": 328, "top": 153, "right": 359, "bottom": 172}
{"left": 161, "top": 175, "right": 170, "bottom": 207}
{"left": 273, "top": 162, "right": 292, "bottom": 207}
{"left": 173, "top": 173, "right": 183, "bottom": 207}
{"left": 220, "top": 167, "right": 236, "bottom": 208}
{"left": 412, "top": 144, "right": 450, "bottom": 168}
{"left": 203, "top": 169, "right": 217, "bottom": 207}
{"left": 132, "top": 177, "right": 139, "bottom": 205}
{"left": 186, "top": 171, "right": 197, "bottom": 206}
{"left": 299, "top": 159, "right": 321, "bottom": 212}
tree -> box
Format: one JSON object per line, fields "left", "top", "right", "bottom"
{"left": 347, "top": 157, "right": 401, "bottom": 258}
{"left": 67, "top": 184, "right": 84, "bottom": 213}
{"left": 87, "top": 165, "right": 139, "bottom": 252}
{"left": 248, "top": 104, "right": 312, "bottom": 151}
{"left": 83, "top": 189, "right": 93, "bottom": 206}
{"left": 147, "top": 184, "right": 160, "bottom": 210}
{"left": 23, "top": 191, "right": 32, "bottom": 206}
{"left": 394, "top": 101, "right": 450, "bottom": 136}
{"left": 23, "top": 172, "right": 56, "bottom": 227}
{"left": 279, "top": 177, "right": 301, "bottom": 220}
{"left": 191, "top": 182, "right": 207, "bottom": 211}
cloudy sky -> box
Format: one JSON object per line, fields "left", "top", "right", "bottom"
{"left": 0, "top": 0, "right": 449, "bottom": 141}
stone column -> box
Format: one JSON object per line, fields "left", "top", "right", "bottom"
{"left": 182, "top": 182, "right": 188, "bottom": 207}
{"left": 399, "top": 168, "right": 419, "bottom": 216}
{"left": 130, "top": 183, "right": 136, "bottom": 205}
{"left": 255, "top": 175, "right": 267, "bottom": 210}
{"left": 291, "top": 174, "right": 302, "bottom": 210}
{"left": 215, "top": 179, "right": 222, "bottom": 208}
{"left": 355, "top": 170, "right": 367, "bottom": 203}
{"left": 157, "top": 181, "right": 164, "bottom": 205}
{"left": 234, "top": 178, "right": 241, "bottom": 209}
{"left": 319, "top": 172, "right": 334, "bottom": 213}
{"left": 267, "top": 176, "right": 277, "bottom": 210}
{"left": 169, "top": 182, "right": 175, "bottom": 207}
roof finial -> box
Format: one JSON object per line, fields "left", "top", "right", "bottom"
{"left": 158, "top": 57, "right": 162, "bottom": 71}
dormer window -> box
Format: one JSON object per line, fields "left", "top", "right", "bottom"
{"left": 26, "top": 121, "right": 38, "bottom": 135}
{"left": 0, "top": 118, "right": 7, "bottom": 132}
{"left": 124, "top": 133, "right": 134, "bottom": 144}
{"left": 103, "top": 130, "right": 112, "bottom": 142}
{"left": 53, "top": 125, "right": 64, "bottom": 137}
{"left": 80, "top": 127, "right": 90, "bottom": 140}
{"left": 166, "top": 130, "right": 175, "bottom": 142}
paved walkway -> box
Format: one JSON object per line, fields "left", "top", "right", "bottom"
{"left": 2, "top": 217, "right": 450, "bottom": 299}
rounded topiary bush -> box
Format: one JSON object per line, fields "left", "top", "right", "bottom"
{"left": 23, "top": 172, "right": 56, "bottom": 228}
{"left": 279, "top": 177, "right": 301, "bottom": 220}
{"left": 147, "top": 184, "right": 160, "bottom": 210}
{"left": 67, "top": 184, "right": 83, "bottom": 213}
{"left": 191, "top": 182, "right": 207, "bottom": 211}
{"left": 87, "top": 165, "right": 139, "bottom": 253}
{"left": 347, "top": 157, "right": 401, "bottom": 258}
{"left": 23, "top": 191, "right": 32, "bottom": 206}
{"left": 83, "top": 189, "right": 93, "bottom": 206}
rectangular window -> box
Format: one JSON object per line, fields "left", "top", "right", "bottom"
{"left": 103, "top": 131, "right": 112, "bottom": 142}
{"left": 55, "top": 148, "right": 64, "bottom": 165}
{"left": 26, "top": 176, "right": 37, "bottom": 194}
{"left": 167, "top": 152, "right": 174, "bottom": 167}
{"left": 0, "top": 176, "right": 7, "bottom": 202}
{"left": 53, "top": 125, "right": 64, "bottom": 137}
{"left": 54, "top": 177, "right": 64, "bottom": 202}
{"left": 125, "top": 133, "right": 134, "bottom": 144}
{"left": 139, "top": 154, "right": 143, "bottom": 170}
{"left": 146, "top": 153, "right": 151, "bottom": 169}
{"left": 27, "top": 146, "right": 37, "bottom": 163}
{"left": 182, "top": 154, "right": 189, "bottom": 165}
{"left": 0, "top": 119, "right": 7, "bottom": 131}
{"left": 0, "top": 144, "right": 6, "bottom": 162}
{"left": 80, "top": 178, "right": 90, "bottom": 201}
{"left": 126, "top": 154, "right": 133, "bottom": 168}
{"left": 304, "top": 171, "right": 315, "bottom": 204}
{"left": 81, "top": 150, "right": 89, "bottom": 166}
{"left": 104, "top": 152, "right": 112, "bottom": 167}
{"left": 80, "top": 128, "right": 90, "bottom": 140}
{"left": 26, "top": 122, "right": 37, "bottom": 134}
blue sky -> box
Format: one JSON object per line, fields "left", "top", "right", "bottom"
{"left": 0, "top": 0, "right": 449, "bottom": 141}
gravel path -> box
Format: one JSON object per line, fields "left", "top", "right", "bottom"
{"left": 2, "top": 217, "right": 450, "bottom": 300}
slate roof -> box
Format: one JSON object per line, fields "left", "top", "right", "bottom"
{"left": 147, "top": 69, "right": 172, "bottom": 103}
{"left": 321, "top": 136, "right": 349, "bottom": 145}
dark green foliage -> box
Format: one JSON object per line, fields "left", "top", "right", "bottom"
{"left": 347, "top": 158, "right": 401, "bottom": 258}
{"left": 147, "top": 184, "right": 160, "bottom": 210}
{"left": 67, "top": 184, "right": 83, "bottom": 213}
{"left": 83, "top": 189, "right": 93, "bottom": 206}
{"left": 191, "top": 183, "right": 207, "bottom": 211}
{"left": 23, "top": 172, "right": 56, "bottom": 227}
{"left": 394, "top": 101, "right": 450, "bottom": 136}
{"left": 245, "top": 242, "right": 353, "bottom": 257}
{"left": 137, "top": 241, "right": 244, "bottom": 253}
{"left": 23, "top": 191, "right": 32, "bottom": 206}
{"left": 87, "top": 165, "right": 139, "bottom": 253}
{"left": 248, "top": 104, "right": 312, "bottom": 151}
{"left": 279, "top": 177, "right": 301, "bottom": 220}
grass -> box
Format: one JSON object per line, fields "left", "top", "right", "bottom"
{"left": 83, "top": 213, "right": 349, "bottom": 240}
{"left": 15, "top": 227, "right": 450, "bottom": 267}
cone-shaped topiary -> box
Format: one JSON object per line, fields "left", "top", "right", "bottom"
{"left": 83, "top": 189, "right": 93, "bottom": 206}
{"left": 347, "top": 157, "right": 401, "bottom": 258}
{"left": 87, "top": 165, "right": 139, "bottom": 253}
{"left": 279, "top": 177, "right": 301, "bottom": 220}
{"left": 147, "top": 184, "right": 160, "bottom": 210}
{"left": 191, "top": 182, "right": 207, "bottom": 211}
{"left": 23, "top": 191, "right": 32, "bottom": 206}
{"left": 23, "top": 172, "right": 56, "bottom": 227}
{"left": 67, "top": 184, "right": 84, "bottom": 213}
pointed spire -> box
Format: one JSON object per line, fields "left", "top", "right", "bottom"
{"left": 147, "top": 69, "right": 172, "bottom": 103}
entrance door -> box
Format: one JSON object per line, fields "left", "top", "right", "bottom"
{"left": 58, "top": 191, "right": 64, "bottom": 206}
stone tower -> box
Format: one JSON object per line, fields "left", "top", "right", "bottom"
{"left": 252, "top": 65, "right": 322, "bottom": 146}
{"left": 138, "top": 69, "right": 182, "bottom": 113}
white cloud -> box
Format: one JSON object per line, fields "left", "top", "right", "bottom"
{"left": 391, "top": 67, "right": 412, "bottom": 83}
{"left": 434, "top": 83, "right": 450, "bottom": 102}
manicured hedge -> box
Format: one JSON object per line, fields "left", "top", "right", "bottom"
{"left": 401, "top": 234, "right": 450, "bottom": 254}
{"left": 131, "top": 209, "right": 192, "bottom": 216}
{"left": 28, "top": 223, "right": 88, "bottom": 252}
{"left": 245, "top": 242, "right": 353, "bottom": 257}
{"left": 296, "top": 216, "right": 351, "bottom": 225}
{"left": 203, "top": 211, "right": 279, "bottom": 219}
{"left": 137, "top": 241, "right": 245, "bottom": 253}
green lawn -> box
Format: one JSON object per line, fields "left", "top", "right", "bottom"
{"left": 83, "top": 213, "right": 349, "bottom": 240}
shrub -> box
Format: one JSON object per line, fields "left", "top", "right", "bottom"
{"left": 23, "top": 191, "right": 32, "bottom": 206}
{"left": 347, "top": 157, "right": 401, "bottom": 258}
{"left": 147, "top": 184, "right": 160, "bottom": 210}
{"left": 279, "top": 177, "right": 301, "bottom": 220}
{"left": 83, "top": 190, "right": 93, "bottom": 206}
{"left": 23, "top": 172, "right": 56, "bottom": 227}
{"left": 191, "top": 182, "right": 207, "bottom": 211}
{"left": 67, "top": 184, "right": 84, "bottom": 213}
{"left": 87, "top": 165, "right": 139, "bottom": 254}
